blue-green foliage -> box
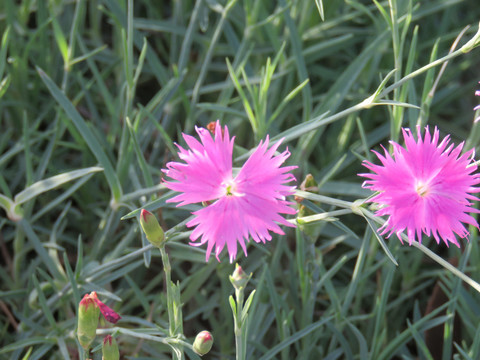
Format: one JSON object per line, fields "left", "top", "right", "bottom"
{"left": 1, "top": 0, "right": 480, "bottom": 359}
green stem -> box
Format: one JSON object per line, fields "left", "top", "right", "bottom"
{"left": 160, "top": 247, "right": 174, "bottom": 332}
{"left": 411, "top": 241, "right": 480, "bottom": 293}
{"left": 96, "top": 327, "right": 195, "bottom": 350}
{"left": 234, "top": 288, "right": 245, "bottom": 360}
{"left": 160, "top": 246, "right": 184, "bottom": 360}
{"left": 361, "top": 207, "right": 480, "bottom": 294}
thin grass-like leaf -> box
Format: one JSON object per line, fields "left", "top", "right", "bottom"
{"left": 258, "top": 317, "right": 333, "bottom": 360}
{"left": 37, "top": 68, "right": 123, "bottom": 201}
{"left": 14, "top": 167, "right": 103, "bottom": 205}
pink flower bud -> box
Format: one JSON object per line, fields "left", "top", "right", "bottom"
{"left": 229, "top": 264, "right": 251, "bottom": 290}
{"left": 193, "top": 330, "right": 213, "bottom": 356}
{"left": 77, "top": 293, "right": 100, "bottom": 349}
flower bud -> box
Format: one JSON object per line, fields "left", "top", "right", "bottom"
{"left": 139, "top": 209, "right": 165, "bottom": 247}
{"left": 102, "top": 335, "right": 120, "bottom": 360}
{"left": 90, "top": 292, "right": 122, "bottom": 324}
{"left": 77, "top": 293, "right": 100, "bottom": 349}
{"left": 229, "top": 264, "right": 251, "bottom": 291}
{"left": 193, "top": 330, "right": 213, "bottom": 356}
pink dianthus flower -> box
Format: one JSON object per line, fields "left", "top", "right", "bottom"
{"left": 163, "top": 121, "right": 296, "bottom": 262}
{"left": 359, "top": 126, "right": 480, "bottom": 246}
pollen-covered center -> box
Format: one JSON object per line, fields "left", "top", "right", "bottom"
{"left": 415, "top": 180, "right": 430, "bottom": 197}
{"left": 222, "top": 179, "right": 244, "bottom": 197}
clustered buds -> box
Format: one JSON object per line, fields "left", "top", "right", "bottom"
{"left": 193, "top": 330, "right": 214, "bottom": 356}
{"left": 229, "top": 264, "right": 251, "bottom": 291}
{"left": 139, "top": 209, "right": 165, "bottom": 247}
{"left": 77, "top": 291, "right": 121, "bottom": 350}
{"left": 102, "top": 335, "right": 120, "bottom": 360}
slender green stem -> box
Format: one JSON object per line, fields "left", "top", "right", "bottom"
{"left": 379, "top": 43, "right": 468, "bottom": 99}
{"left": 160, "top": 247, "right": 174, "bottom": 333}
{"left": 96, "top": 327, "right": 195, "bottom": 352}
{"left": 411, "top": 241, "right": 480, "bottom": 294}
{"left": 295, "top": 190, "right": 354, "bottom": 209}
{"left": 160, "top": 246, "right": 184, "bottom": 360}
{"left": 234, "top": 288, "right": 245, "bottom": 360}
{"left": 297, "top": 209, "right": 352, "bottom": 224}
{"left": 361, "top": 207, "right": 480, "bottom": 294}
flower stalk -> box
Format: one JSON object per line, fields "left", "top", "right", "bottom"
{"left": 138, "top": 209, "right": 184, "bottom": 359}
{"left": 229, "top": 265, "right": 255, "bottom": 360}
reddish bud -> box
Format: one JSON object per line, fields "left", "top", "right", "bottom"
{"left": 77, "top": 293, "right": 100, "bottom": 349}
{"left": 102, "top": 335, "right": 119, "bottom": 360}
{"left": 229, "top": 264, "right": 251, "bottom": 291}
{"left": 193, "top": 330, "right": 214, "bottom": 356}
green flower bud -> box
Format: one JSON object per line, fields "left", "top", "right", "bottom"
{"left": 102, "top": 335, "right": 120, "bottom": 360}
{"left": 77, "top": 292, "right": 100, "bottom": 349}
{"left": 193, "top": 330, "right": 213, "bottom": 356}
{"left": 229, "top": 264, "right": 251, "bottom": 291}
{"left": 139, "top": 209, "right": 165, "bottom": 247}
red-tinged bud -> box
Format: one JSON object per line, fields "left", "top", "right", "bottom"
{"left": 229, "top": 264, "right": 251, "bottom": 291}
{"left": 90, "top": 292, "right": 122, "bottom": 324}
{"left": 77, "top": 292, "right": 100, "bottom": 349}
{"left": 193, "top": 330, "right": 213, "bottom": 356}
{"left": 102, "top": 335, "right": 120, "bottom": 360}
{"left": 139, "top": 209, "right": 165, "bottom": 248}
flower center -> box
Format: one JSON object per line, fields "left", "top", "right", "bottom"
{"left": 225, "top": 183, "right": 235, "bottom": 196}
{"left": 415, "top": 181, "right": 430, "bottom": 197}
{"left": 222, "top": 179, "right": 244, "bottom": 197}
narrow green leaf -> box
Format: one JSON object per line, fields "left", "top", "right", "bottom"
{"left": 0, "top": 193, "right": 13, "bottom": 213}
{"left": 133, "top": 38, "right": 149, "bottom": 88}
{"left": 258, "top": 317, "right": 333, "bottom": 360}
{"left": 20, "top": 220, "right": 64, "bottom": 279}
{"left": 63, "top": 252, "right": 80, "bottom": 309}
{"left": 32, "top": 273, "right": 57, "bottom": 329}
{"left": 21, "top": 347, "right": 33, "bottom": 360}
{"left": 31, "top": 174, "right": 95, "bottom": 222}
{"left": 37, "top": 67, "right": 123, "bottom": 201}
{"left": 0, "top": 26, "right": 10, "bottom": 78}
{"left": 226, "top": 58, "right": 257, "bottom": 134}
{"left": 126, "top": 116, "right": 154, "bottom": 188}
{"left": 364, "top": 216, "right": 398, "bottom": 266}
{"left": 14, "top": 166, "right": 103, "bottom": 205}
{"left": 51, "top": 17, "right": 69, "bottom": 65}
{"left": 0, "top": 338, "right": 56, "bottom": 354}
{"left": 229, "top": 295, "right": 237, "bottom": 315}
{"left": 0, "top": 75, "right": 11, "bottom": 99}
{"left": 241, "top": 290, "right": 256, "bottom": 322}
{"left": 314, "top": 0, "right": 324, "bottom": 21}
{"left": 69, "top": 45, "right": 108, "bottom": 66}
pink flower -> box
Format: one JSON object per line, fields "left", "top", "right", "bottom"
{"left": 475, "top": 82, "right": 480, "bottom": 122}
{"left": 163, "top": 121, "right": 296, "bottom": 262}
{"left": 359, "top": 126, "right": 480, "bottom": 246}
